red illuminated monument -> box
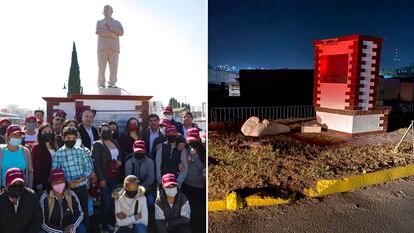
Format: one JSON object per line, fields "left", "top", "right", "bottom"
{"left": 313, "top": 35, "right": 391, "bottom": 136}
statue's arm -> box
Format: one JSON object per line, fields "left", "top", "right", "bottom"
{"left": 107, "top": 21, "right": 124, "bottom": 36}
{"left": 96, "top": 21, "right": 115, "bottom": 37}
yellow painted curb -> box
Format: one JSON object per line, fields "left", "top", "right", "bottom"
{"left": 208, "top": 192, "right": 294, "bottom": 212}
{"left": 245, "top": 193, "right": 294, "bottom": 207}
{"left": 208, "top": 200, "right": 227, "bottom": 212}
{"left": 304, "top": 163, "right": 414, "bottom": 197}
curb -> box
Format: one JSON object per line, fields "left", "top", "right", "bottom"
{"left": 208, "top": 192, "right": 294, "bottom": 212}
{"left": 303, "top": 163, "right": 414, "bottom": 197}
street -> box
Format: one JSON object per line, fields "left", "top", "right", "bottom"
{"left": 209, "top": 176, "right": 414, "bottom": 233}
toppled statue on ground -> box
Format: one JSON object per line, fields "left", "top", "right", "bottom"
{"left": 241, "top": 116, "right": 290, "bottom": 137}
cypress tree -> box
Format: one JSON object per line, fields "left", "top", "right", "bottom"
{"left": 67, "top": 42, "right": 81, "bottom": 97}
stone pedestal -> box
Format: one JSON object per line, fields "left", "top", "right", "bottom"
{"left": 43, "top": 94, "right": 152, "bottom": 132}
{"left": 98, "top": 87, "right": 122, "bottom": 95}
{"left": 313, "top": 35, "right": 390, "bottom": 136}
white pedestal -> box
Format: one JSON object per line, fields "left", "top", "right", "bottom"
{"left": 98, "top": 87, "right": 122, "bottom": 95}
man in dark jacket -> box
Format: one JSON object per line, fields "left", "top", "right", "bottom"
{"left": 0, "top": 167, "right": 42, "bottom": 233}
{"left": 155, "top": 173, "right": 191, "bottom": 233}
{"left": 77, "top": 109, "right": 99, "bottom": 150}
{"left": 142, "top": 114, "right": 165, "bottom": 160}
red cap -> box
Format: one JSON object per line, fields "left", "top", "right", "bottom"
{"left": 6, "top": 125, "right": 24, "bottom": 137}
{"left": 166, "top": 125, "right": 177, "bottom": 136}
{"left": 54, "top": 110, "right": 67, "bottom": 118}
{"left": 163, "top": 106, "right": 173, "bottom": 114}
{"left": 50, "top": 168, "right": 65, "bottom": 183}
{"left": 159, "top": 119, "right": 172, "bottom": 127}
{"left": 5, "top": 168, "right": 24, "bottom": 187}
{"left": 25, "top": 115, "right": 37, "bottom": 123}
{"left": 186, "top": 128, "right": 201, "bottom": 142}
{"left": 162, "top": 173, "right": 177, "bottom": 187}
{"left": 133, "top": 140, "right": 146, "bottom": 153}
{"left": 0, "top": 118, "right": 12, "bottom": 125}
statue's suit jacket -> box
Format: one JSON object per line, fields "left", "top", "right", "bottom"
{"left": 96, "top": 18, "right": 124, "bottom": 53}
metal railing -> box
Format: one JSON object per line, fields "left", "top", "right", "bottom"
{"left": 209, "top": 105, "right": 315, "bottom": 123}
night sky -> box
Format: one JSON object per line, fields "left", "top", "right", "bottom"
{"left": 209, "top": 0, "right": 414, "bottom": 70}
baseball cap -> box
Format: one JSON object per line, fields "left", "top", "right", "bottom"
{"left": 6, "top": 125, "right": 24, "bottom": 137}
{"left": 186, "top": 128, "right": 201, "bottom": 142}
{"left": 25, "top": 115, "right": 37, "bottom": 123}
{"left": 133, "top": 140, "right": 146, "bottom": 153}
{"left": 165, "top": 125, "right": 178, "bottom": 136}
{"left": 162, "top": 173, "right": 177, "bottom": 188}
{"left": 163, "top": 106, "right": 173, "bottom": 114}
{"left": 0, "top": 118, "right": 12, "bottom": 125}
{"left": 5, "top": 168, "right": 24, "bottom": 187}
{"left": 50, "top": 168, "right": 66, "bottom": 183}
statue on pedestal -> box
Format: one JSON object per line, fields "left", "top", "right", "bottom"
{"left": 96, "top": 5, "right": 124, "bottom": 88}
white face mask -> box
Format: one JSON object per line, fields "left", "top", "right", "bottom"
{"left": 165, "top": 115, "right": 173, "bottom": 121}
{"left": 75, "top": 138, "right": 82, "bottom": 147}
{"left": 165, "top": 187, "right": 178, "bottom": 197}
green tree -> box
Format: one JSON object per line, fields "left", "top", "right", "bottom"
{"left": 67, "top": 42, "right": 81, "bottom": 97}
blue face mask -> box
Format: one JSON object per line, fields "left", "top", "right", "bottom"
{"left": 26, "top": 122, "right": 36, "bottom": 131}
{"left": 9, "top": 138, "right": 22, "bottom": 147}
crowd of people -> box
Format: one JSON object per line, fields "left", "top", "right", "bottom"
{"left": 0, "top": 106, "right": 206, "bottom": 233}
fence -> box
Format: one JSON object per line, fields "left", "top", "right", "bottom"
{"left": 209, "top": 105, "right": 315, "bottom": 123}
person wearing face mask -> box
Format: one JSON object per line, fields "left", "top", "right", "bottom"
{"left": 125, "top": 140, "right": 155, "bottom": 213}
{"left": 120, "top": 118, "right": 142, "bottom": 178}
{"left": 0, "top": 125, "right": 33, "bottom": 188}
{"left": 92, "top": 123, "right": 122, "bottom": 232}
{"left": 52, "top": 127, "right": 94, "bottom": 231}
{"left": 182, "top": 128, "right": 206, "bottom": 233}
{"left": 113, "top": 175, "right": 148, "bottom": 233}
{"left": 0, "top": 118, "right": 12, "bottom": 144}
{"left": 31, "top": 124, "right": 58, "bottom": 196}
{"left": 109, "top": 121, "right": 120, "bottom": 142}
{"left": 23, "top": 115, "right": 38, "bottom": 148}
{"left": 39, "top": 169, "right": 86, "bottom": 233}
{"left": 162, "top": 106, "right": 184, "bottom": 135}
{"left": 0, "top": 168, "right": 42, "bottom": 233}
{"left": 155, "top": 125, "right": 188, "bottom": 187}
{"left": 155, "top": 173, "right": 191, "bottom": 233}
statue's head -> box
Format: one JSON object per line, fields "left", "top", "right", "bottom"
{"left": 103, "top": 5, "right": 113, "bottom": 18}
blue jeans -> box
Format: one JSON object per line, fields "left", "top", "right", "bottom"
{"left": 135, "top": 223, "right": 147, "bottom": 233}
{"left": 145, "top": 192, "right": 155, "bottom": 207}
{"left": 100, "top": 178, "right": 117, "bottom": 229}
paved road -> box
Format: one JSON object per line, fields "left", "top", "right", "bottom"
{"left": 209, "top": 176, "right": 414, "bottom": 233}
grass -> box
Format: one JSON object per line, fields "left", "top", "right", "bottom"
{"left": 208, "top": 129, "right": 414, "bottom": 200}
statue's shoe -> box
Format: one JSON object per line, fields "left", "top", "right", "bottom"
{"left": 98, "top": 85, "right": 105, "bottom": 88}
{"left": 108, "top": 85, "right": 118, "bottom": 88}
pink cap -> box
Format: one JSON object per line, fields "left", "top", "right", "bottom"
{"left": 166, "top": 125, "right": 177, "bottom": 136}
{"left": 163, "top": 106, "right": 173, "bottom": 114}
{"left": 186, "top": 128, "right": 201, "bottom": 142}
{"left": 133, "top": 140, "right": 146, "bottom": 153}
{"left": 5, "top": 168, "right": 24, "bottom": 187}
{"left": 162, "top": 173, "right": 177, "bottom": 187}
{"left": 6, "top": 125, "right": 24, "bottom": 137}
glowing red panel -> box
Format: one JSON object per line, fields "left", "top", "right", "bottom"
{"left": 320, "top": 54, "right": 348, "bottom": 83}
